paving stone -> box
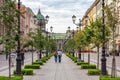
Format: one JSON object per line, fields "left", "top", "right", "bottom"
{"left": 23, "top": 54, "right": 99, "bottom": 80}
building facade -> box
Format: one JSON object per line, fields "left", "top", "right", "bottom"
{"left": 81, "top": 0, "right": 120, "bottom": 53}
{"left": 0, "top": 1, "right": 36, "bottom": 52}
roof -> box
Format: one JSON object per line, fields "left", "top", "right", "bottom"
{"left": 52, "top": 33, "right": 67, "bottom": 39}
{"left": 36, "top": 9, "right": 44, "bottom": 20}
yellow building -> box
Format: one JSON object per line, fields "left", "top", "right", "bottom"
{"left": 81, "top": 0, "right": 120, "bottom": 53}
{"left": 81, "top": 0, "right": 99, "bottom": 30}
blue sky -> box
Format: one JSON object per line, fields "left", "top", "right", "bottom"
{"left": 21, "top": 0, "right": 95, "bottom": 33}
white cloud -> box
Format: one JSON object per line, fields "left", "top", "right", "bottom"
{"left": 21, "top": 0, "right": 95, "bottom": 33}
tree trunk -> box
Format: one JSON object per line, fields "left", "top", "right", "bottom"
{"left": 97, "top": 46, "right": 100, "bottom": 69}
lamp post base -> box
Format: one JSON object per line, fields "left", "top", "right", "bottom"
{"left": 101, "top": 56, "right": 107, "bottom": 75}
{"left": 16, "top": 58, "right": 22, "bottom": 76}
{"left": 78, "top": 53, "right": 81, "bottom": 62}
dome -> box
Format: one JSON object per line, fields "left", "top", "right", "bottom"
{"left": 36, "top": 9, "right": 44, "bottom": 20}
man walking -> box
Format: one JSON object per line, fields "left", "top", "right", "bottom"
{"left": 57, "top": 50, "right": 62, "bottom": 63}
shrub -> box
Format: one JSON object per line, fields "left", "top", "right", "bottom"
{"left": 22, "top": 69, "right": 33, "bottom": 75}
{"left": 24, "top": 64, "right": 40, "bottom": 69}
{"left": 14, "top": 69, "right": 33, "bottom": 75}
{"left": 41, "top": 57, "right": 48, "bottom": 63}
{"left": 77, "top": 62, "right": 89, "bottom": 65}
{"left": 81, "top": 64, "right": 96, "bottom": 69}
{"left": 73, "top": 59, "right": 77, "bottom": 63}
{"left": 88, "top": 69, "right": 101, "bottom": 75}
{"left": 48, "top": 53, "right": 54, "bottom": 58}
{"left": 0, "top": 76, "right": 22, "bottom": 80}
{"left": 32, "top": 61, "right": 43, "bottom": 65}
{"left": 99, "top": 76, "right": 120, "bottom": 80}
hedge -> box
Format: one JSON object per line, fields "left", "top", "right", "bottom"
{"left": 14, "top": 69, "right": 33, "bottom": 75}
{"left": 32, "top": 61, "right": 43, "bottom": 65}
{"left": 41, "top": 57, "right": 48, "bottom": 63}
{"left": 0, "top": 76, "right": 22, "bottom": 80}
{"left": 81, "top": 64, "right": 96, "bottom": 69}
{"left": 24, "top": 64, "right": 40, "bottom": 69}
{"left": 77, "top": 62, "right": 89, "bottom": 65}
{"left": 99, "top": 76, "right": 120, "bottom": 80}
{"left": 88, "top": 69, "right": 101, "bottom": 75}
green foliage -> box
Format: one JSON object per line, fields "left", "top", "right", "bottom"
{"left": 0, "top": 76, "right": 22, "bottom": 80}
{"left": 24, "top": 64, "right": 40, "bottom": 69}
{"left": 65, "top": 53, "right": 78, "bottom": 63}
{"left": 41, "top": 57, "right": 48, "bottom": 63}
{"left": 77, "top": 62, "right": 88, "bottom": 65}
{"left": 0, "top": 0, "right": 21, "bottom": 53}
{"left": 81, "top": 64, "right": 96, "bottom": 69}
{"left": 33, "top": 28, "right": 45, "bottom": 50}
{"left": 48, "top": 39, "right": 57, "bottom": 51}
{"left": 22, "top": 69, "right": 33, "bottom": 75}
{"left": 99, "top": 76, "right": 120, "bottom": 80}
{"left": 63, "top": 39, "right": 75, "bottom": 52}
{"left": 32, "top": 61, "right": 43, "bottom": 65}
{"left": 88, "top": 69, "right": 101, "bottom": 75}
{"left": 14, "top": 69, "right": 33, "bottom": 75}
{"left": 0, "top": 0, "right": 18, "bottom": 29}
{"left": 105, "top": 1, "right": 119, "bottom": 51}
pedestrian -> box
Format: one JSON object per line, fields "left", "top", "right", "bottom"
{"left": 57, "top": 50, "right": 62, "bottom": 63}
{"left": 5, "top": 52, "right": 8, "bottom": 60}
{"left": 10, "top": 52, "right": 16, "bottom": 67}
{"left": 21, "top": 49, "right": 25, "bottom": 65}
{"left": 54, "top": 50, "right": 58, "bottom": 63}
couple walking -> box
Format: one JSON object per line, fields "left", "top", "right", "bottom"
{"left": 54, "top": 50, "right": 62, "bottom": 63}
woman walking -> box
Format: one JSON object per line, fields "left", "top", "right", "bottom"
{"left": 57, "top": 50, "right": 62, "bottom": 63}
{"left": 54, "top": 50, "right": 58, "bottom": 63}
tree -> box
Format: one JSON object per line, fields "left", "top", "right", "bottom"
{"left": 88, "top": 19, "right": 110, "bottom": 69}
{"left": 0, "top": 0, "right": 19, "bottom": 78}
{"left": 63, "top": 38, "right": 75, "bottom": 55}
{"left": 105, "top": 0, "right": 119, "bottom": 77}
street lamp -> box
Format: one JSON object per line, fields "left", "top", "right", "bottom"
{"left": 45, "top": 15, "right": 49, "bottom": 24}
{"left": 46, "top": 29, "right": 49, "bottom": 57}
{"left": 50, "top": 26, "right": 53, "bottom": 52}
{"left": 50, "top": 26, "right": 53, "bottom": 38}
{"left": 72, "top": 15, "right": 81, "bottom": 61}
{"left": 101, "top": 0, "right": 107, "bottom": 75}
{"left": 16, "top": 0, "right": 22, "bottom": 76}
{"left": 84, "top": 15, "right": 90, "bottom": 64}
{"left": 72, "top": 29, "right": 75, "bottom": 57}
{"left": 68, "top": 26, "right": 70, "bottom": 31}
{"left": 67, "top": 26, "right": 71, "bottom": 54}
{"left": 76, "top": 27, "right": 79, "bottom": 32}
{"left": 38, "top": 15, "right": 49, "bottom": 59}
{"left": 50, "top": 26, "right": 53, "bottom": 33}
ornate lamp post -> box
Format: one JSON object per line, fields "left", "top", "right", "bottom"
{"left": 16, "top": 0, "right": 22, "bottom": 76}
{"left": 45, "top": 15, "right": 49, "bottom": 24}
{"left": 44, "top": 15, "right": 49, "bottom": 57}
{"left": 68, "top": 26, "right": 70, "bottom": 38}
{"left": 101, "top": 0, "right": 107, "bottom": 75}
{"left": 50, "top": 26, "right": 53, "bottom": 33}
{"left": 76, "top": 27, "right": 79, "bottom": 32}
{"left": 72, "top": 29, "right": 75, "bottom": 57}
{"left": 67, "top": 26, "right": 71, "bottom": 54}
{"left": 50, "top": 26, "right": 53, "bottom": 38}
{"left": 84, "top": 15, "right": 91, "bottom": 64}
{"left": 50, "top": 26, "right": 53, "bottom": 52}
{"left": 46, "top": 29, "right": 49, "bottom": 57}
{"left": 72, "top": 15, "right": 81, "bottom": 61}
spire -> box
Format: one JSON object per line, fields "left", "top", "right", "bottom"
{"left": 36, "top": 7, "right": 44, "bottom": 20}
{"left": 38, "top": 8, "right": 41, "bottom": 15}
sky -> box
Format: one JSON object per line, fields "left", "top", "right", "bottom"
{"left": 21, "top": 0, "right": 95, "bottom": 33}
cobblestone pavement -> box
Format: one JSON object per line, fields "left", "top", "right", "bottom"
{"left": 23, "top": 54, "right": 99, "bottom": 80}
{"left": 82, "top": 53, "right": 120, "bottom": 76}
{"left": 0, "top": 51, "right": 38, "bottom": 76}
